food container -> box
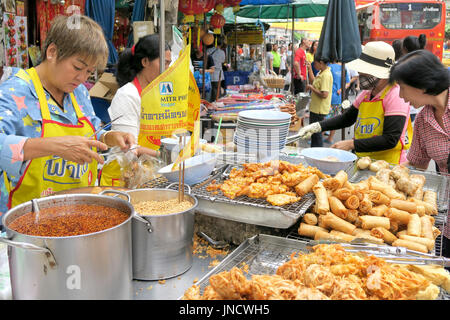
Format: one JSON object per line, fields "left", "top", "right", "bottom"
{"left": 300, "top": 147, "right": 357, "bottom": 175}
{"left": 127, "top": 187, "right": 198, "bottom": 280}
{"left": 160, "top": 137, "right": 207, "bottom": 164}
{"left": 0, "top": 193, "right": 135, "bottom": 300}
{"left": 158, "top": 153, "right": 217, "bottom": 185}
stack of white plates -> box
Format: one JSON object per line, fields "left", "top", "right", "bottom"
{"left": 234, "top": 110, "right": 291, "bottom": 153}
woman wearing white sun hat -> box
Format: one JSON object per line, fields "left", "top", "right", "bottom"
{"left": 296, "top": 41, "right": 413, "bottom": 164}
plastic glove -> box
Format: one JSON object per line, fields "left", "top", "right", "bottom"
{"left": 297, "top": 122, "right": 322, "bottom": 140}
{"left": 341, "top": 100, "right": 351, "bottom": 109}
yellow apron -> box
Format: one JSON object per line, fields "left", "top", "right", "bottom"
{"left": 354, "top": 84, "right": 413, "bottom": 164}
{"left": 99, "top": 77, "right": 160, "bottom": 187}
{"left": 5, "top": 67, "right": 98, "bottom": 208}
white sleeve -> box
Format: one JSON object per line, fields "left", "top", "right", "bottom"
{"left": 108, "top": 84, "right": 141, "bottom": 140}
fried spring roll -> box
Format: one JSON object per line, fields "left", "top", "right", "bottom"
{"left": 432, "top": 227, "right": 441, "bottom": 240}
{"left": 423, "top": 190, "right": 438, "bottom": 213}
{"left": 392, "top": 239, "right": 428, "bottom": 253}
{"left": 368, "top": 190, "right": 391, "bottom": 205}
{"left": 370, "top": 227, "right": 398, "bottom": 245}
{"left": 409, "top": 198, "right": 438, "bottom": 216}
{"left": 368, "top": 177, "right": 405, "bottom": 200}
{"left": 407, "top": 213, "right": 422, "bottom": 237}
{"left": 295, "top": 174, "right": 319, "bottom": 196}
{"left": 390, "top": 199, "right": 417, "bottom": 213}
{"left": 358, "top": 193, "right": 372, "bottom": 214}
{"left": 302, "top": 213, "right": 318, "bottom": 226}
{"left": 323, "top": 170, "right": 348, "bottom": 191}
{"left": 322, "top": 212, "right": 356, "bottom": 235}
{"left": 369, "top": 204, "right": 389, "bottom": 217}
{"left": 333, "top": 188, "right": 353, "bottom": 201}
{"left": 344, "top": 195, "right": 360, "bottom": 210}
{"left": 416, "top": 205, "right": 426, "bottom": 217}
{"left": 313, "top": 182, "right": 330, "bottom": 214}
{"left": 386, "top": 207, "right": 411, "bottom": 225}
{"left": 329, "top": 230, "right": 356, "bottom": 242}
{"left": 329, "top": 196, "right": 348, "bottom": 219}
{"left": 399, "top": 235, "right": 435, "bottom": 252}
{"left": 298, "top": 223, "right": 327, "bottom": 238}
{"left": 420, "top": 215, "right": 434, "bottom": 240}
{"left": 360, "top": 215, "right": 390, "bottom": 230}
{"left": 346, "top": 209, "right": 359, "bottom": 223}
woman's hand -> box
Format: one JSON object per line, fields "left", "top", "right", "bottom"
{"left": 33, "top": 135, "right": 109, "bottom": 164}
{"left": 331, "top": 139, "right": 354, "bottom": 151}
{"left": 102, "top": 131, "right": 136, "bottom": 151}
{"left": 135, "top": 146, "right": 160, "bottom": 158}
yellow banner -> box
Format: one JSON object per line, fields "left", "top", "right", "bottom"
{"left": 138, "top": 43, "right": 191, "bottom": 147}
{"left": 171, "top": 70, "right": 201, "bottom": 170}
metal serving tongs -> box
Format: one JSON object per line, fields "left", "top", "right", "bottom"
{"left": 192, "top": 164, "right": 230, "bottom": 190}
{"left": 307, "top": 239, "right": 450, "bottom": 267}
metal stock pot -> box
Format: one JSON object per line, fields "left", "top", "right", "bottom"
{"left": 127, "top": 185, "right": 198, "bottom": 280}
{"left": 0, "top": 192, "right": 135, "bottom": 300}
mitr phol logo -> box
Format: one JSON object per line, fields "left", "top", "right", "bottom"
{"left": 160, "top": 82, "right": 174, "bottom": 95}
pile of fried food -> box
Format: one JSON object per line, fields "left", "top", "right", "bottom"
{"left": 182, "top": 244, "right": 450, "bottom": 300}
{"left": 298, "top": 161, "right": 440, "bottom": 253}
{"left": 206, "top": 160, "right": 329, "bottom": 207}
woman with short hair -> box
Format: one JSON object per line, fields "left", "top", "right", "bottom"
{"left": 389, "top": 49, "right": 449, "bottom": 174}
{"left": 0, "top": 15, "right": 135, "bottom": 218}
{"left": 390, "top": 48, "right": 450, "bottom": 263}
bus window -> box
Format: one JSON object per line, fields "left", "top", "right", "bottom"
{"left": 379, "top": 2, "right": 441, "bottom": 30}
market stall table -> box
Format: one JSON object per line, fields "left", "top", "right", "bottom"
{"left": 132, "top": 244, "right": 230, "bottom": 300}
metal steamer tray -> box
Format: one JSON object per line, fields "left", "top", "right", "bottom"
{"left": 185, "top": 234, "right": 449, "bottom": 300}
{"left": 142, "top": 155, "right": 315, "bottom": 229}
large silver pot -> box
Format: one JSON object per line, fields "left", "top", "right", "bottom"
{"left": 127, "top": 185, "right": 198, "bottom": 280}
{"left": 0, "top": 192, "right": 135, "bottom": 300}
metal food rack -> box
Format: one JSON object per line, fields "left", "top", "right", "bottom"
{"left": 183, "top": 234, "right": 450, "bottom": 300}
{"left": 143, "top": 155, "right": 448, "bottom": 250}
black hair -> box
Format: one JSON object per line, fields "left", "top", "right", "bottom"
{"left": 266, "top": 43, "right": 272, "bottom": 52}
{"left": 116, "top": 34, "right": 171, "bottom": 87}
{"left": 314, "top": 54, "right": 329, "bottom": 64}
{"left": 309, "top": 40, "right": 318, "bottom": 54}
{"left": 389, "top": 49, "right": 449, "bottom": 96}
{"left": 402, "top": 34, "right": 427, "bottom": 54}
{"left": 392, "top": 39, "right": 403, "bottom": 61}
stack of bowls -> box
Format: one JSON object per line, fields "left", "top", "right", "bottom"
{"left": 234, "top": 110, "right": 291, "bottom": 160}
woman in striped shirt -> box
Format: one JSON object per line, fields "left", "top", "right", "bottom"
{"left": 390, "top": 49, "right": 449, "bottom": 264}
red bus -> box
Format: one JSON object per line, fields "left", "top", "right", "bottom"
{"left": 356, "top": 0, "right": 446, "bottom": 60}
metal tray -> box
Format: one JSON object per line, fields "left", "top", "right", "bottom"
{"left": 142, "top": 155, "right": 316, "bottom": 229}
{"left": 187, "top": 234, "right": 449, "bottom": 300}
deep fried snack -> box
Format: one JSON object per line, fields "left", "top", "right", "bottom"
{"left": 370, "top": 227, "right": 398, "bottom": 244}
{"left": 360, "top": 215, "right": 390, "bottom": 230}
{"left": 357, "top": 156, "right": 371, "bottom": 170}
{"left": 407, "top": 213, "right": 421, "bottom": 237}
{"left": 313, "top": 181, "right": 330, "bottom": 214}
{"left": 298, "top": 223, "right": 327, "bottom": 238}
{"left": 376, "top": 168, "right": 392, "bottom": 184}
{"left": 323, "top": 170, "right": 348, "bottom": 191}
{"left": 390, "top": 164, "right": 410, "bottom": 181}
{"left": 328, "top": 196, "right": 348, "bottom": 219}
{"left": 266, "top": 193, "right": 300, "bottom": 207}
{"left": 295, "top": 174, "right": 319, "bottom": 196}
{"left": 302, "top": 213, "right": 318, "bottom": 225}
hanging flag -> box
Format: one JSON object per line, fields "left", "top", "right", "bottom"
{"left": 138, "top": 42, "right": 191, "bottom": 147}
